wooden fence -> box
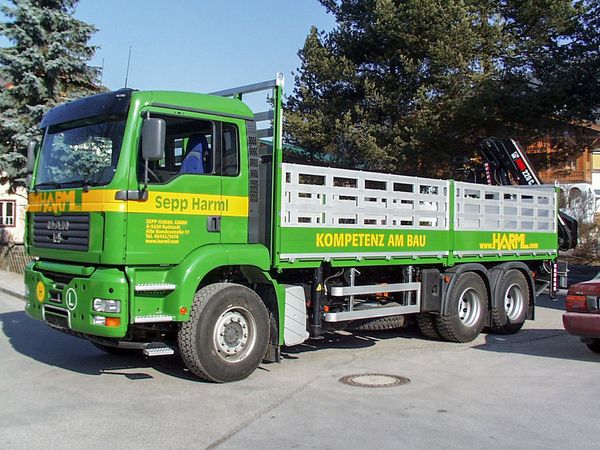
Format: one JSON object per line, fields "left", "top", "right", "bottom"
{"left": 0, "top": 244, "right": 32, "bottom": 274}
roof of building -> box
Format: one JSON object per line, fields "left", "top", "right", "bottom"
{"left": 0, "top": 77, "right": 14, "bottom": 89}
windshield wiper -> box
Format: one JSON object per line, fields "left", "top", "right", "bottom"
{"left": 60, "top": 179, "right": 104, "bottom": 192}
{"left": 60, "top": 178, "right": 106, "bottom": 192}
{"left": 33, "top": 182, "right": 63, "bottom": 190}
{"left": 34, "top": 179, "right": 105, "bottom": 192}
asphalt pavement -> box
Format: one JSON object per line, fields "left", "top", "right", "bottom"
{"left": 0, "top": 271, "right": 599, "bottom": 449}
{"left": 0, "top": 268, "right": 25, "bottom": 299}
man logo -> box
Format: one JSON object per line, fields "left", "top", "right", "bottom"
{"left": 47, "top": 220, "right": 70, "bottom": 231}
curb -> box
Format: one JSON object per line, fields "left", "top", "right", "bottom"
{"left": 0, "top": 285, "right": 26, "bottom": 301}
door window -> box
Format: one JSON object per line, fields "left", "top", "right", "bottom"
{"left": 139, "top": 114, "right": 240, "bottom": 183}
{"left": 222, "top": 124, "right": 239, "bottom": 176}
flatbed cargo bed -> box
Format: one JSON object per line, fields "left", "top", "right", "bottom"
{"left": 275, "top": 163, "right": 557, "bottom": 268}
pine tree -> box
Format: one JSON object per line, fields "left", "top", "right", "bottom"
{"left": 286, "top": 0, "right": 599, "bottom": 177}
{"left": 0, "top": 0, "right": 101, "bottom": 189}
{"left": 536, "top": 0, "right": 600, "bottom": 123}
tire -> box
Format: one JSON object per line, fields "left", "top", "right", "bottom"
{"left": 490, "top": 269, "right": 529, "bottom": 334}
{"left": 91, "top": 342, "right": 139, "bottom": 355}
{"left": 416, "top": 313, "right": 441, "bottom": 339}
{"left": 586, "top": 339, "right": 600, "bottom": 353}
{"left": 435, "top": 272, "right": 488, "bottom": 343}
{"left": 349, "top": 315, "right": 405, "bottom": 331}
{"left": 178, "top": 283, "right": 270, "bottom": 383}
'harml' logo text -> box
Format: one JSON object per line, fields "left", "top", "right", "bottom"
{"left": 479, "top": 233, "right": 539, "bottom": 250}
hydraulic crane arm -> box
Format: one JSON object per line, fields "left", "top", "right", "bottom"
{"left": 478, "top": 137, "right": 578, "bottom": 251}
{"left": 479, "top": 138, "right": 542, "bottom": 186}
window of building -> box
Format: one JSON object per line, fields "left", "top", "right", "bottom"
{"left": 593, "top": 151, "right": 600, "bottom": 171}
{"left": 0, "top": 200, "right": 16, "bottom": 227}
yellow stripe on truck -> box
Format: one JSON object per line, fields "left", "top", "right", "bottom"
{"left": 28, "top": 190, "right": 124, "bottom": 213}
{"left": 28, "top": 190, "right": 248, "bottom": 217}
{"left": 128, "top": 192, "right": 248, "bottom": 217}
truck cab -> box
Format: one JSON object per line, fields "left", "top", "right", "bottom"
{"left": 25, "top": 85, "right": 281, "bottom": 378}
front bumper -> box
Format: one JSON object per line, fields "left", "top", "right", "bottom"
{"left": 562, "top": 312, "right": 600, "bottom": 338}
{"left": 24, "top": 262, "right": 130, "bottom": 338}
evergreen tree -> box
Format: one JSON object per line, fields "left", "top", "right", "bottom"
{"left": 0, "top": 0, "right": 101, "bottom": 189}
{"left": 286, "top": 0, "right": 600, "bottom": 177}
{"left": 536, "top": 0, "right": 600, "bottom": 123}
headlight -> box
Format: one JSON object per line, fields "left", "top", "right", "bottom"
{"left": 93, "top": 298, "right": 121, "bottom": 313}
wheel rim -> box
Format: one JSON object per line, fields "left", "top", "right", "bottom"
{"left": 457, "top": 288, "right": 481, "bottom": 327}
{"left": 504, "top": 283, "right": 524, "bottom": 321}
{"left": 213, "top": 306, "right": 256, "bottom": 363}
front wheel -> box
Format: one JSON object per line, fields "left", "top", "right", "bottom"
{"left": 178, "top": 283, "right": 270, "bottom": 383}
{"left": 435, "top": 272, "right": 488, "bottom": 343}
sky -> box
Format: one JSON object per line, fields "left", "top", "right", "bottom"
{"left": 0, "top": 0, "right": 336, "bottom": 111}
{"left": 73, "top": 0, "right": 337, "bottom": 110}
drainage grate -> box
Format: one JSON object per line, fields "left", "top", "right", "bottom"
{"left": 339, "top": 373, "right": 410, "bottom": 388}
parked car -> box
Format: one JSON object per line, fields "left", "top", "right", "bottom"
{"left": 563, "top": 274, "right": 600, "bottom": 353}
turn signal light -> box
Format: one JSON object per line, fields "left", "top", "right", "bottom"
{"left": 105, "top": 317, "right": 121, "bottom": 327}
{"left": 566, "top": 294, "right": 588, "bottom": 312}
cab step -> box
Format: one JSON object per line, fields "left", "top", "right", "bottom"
{"left": 143, "top": 342, "right": 175, "bottom": 357}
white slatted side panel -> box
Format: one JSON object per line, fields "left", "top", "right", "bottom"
{"left": 455, "top": 182, "right": 556, "bottom": 232}
{"left": 281, "top": 163, "right": 449, "bottom": 230}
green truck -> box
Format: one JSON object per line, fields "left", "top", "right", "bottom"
{"left": 24, "top": 74, "right": 563, "bottom": 382}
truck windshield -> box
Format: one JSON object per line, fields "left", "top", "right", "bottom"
{"left": 34, "top": 115, "right": 126, "bottom": 189}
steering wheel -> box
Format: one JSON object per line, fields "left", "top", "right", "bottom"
{"left": 138, "top": 162, "right": 161, "bottom": 183}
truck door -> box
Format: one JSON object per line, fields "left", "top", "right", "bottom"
{"left": 218, "top": 120, "right": 248, "bottom": 245}
{"left": 126, "top": 109, "right": 229, "bottom": 265}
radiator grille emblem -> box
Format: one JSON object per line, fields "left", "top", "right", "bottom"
{"left": 47, "top": 220, "right": 70, "bottom": 231}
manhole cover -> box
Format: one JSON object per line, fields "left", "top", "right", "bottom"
{"left": 339, "top": 373, "right": 410, "bottom": 388}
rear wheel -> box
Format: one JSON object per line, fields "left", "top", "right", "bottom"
{"left": 490, "top": 270, "right": 529, "bottom": 334}
{"left": 435, "top": 272, "right": 488, "bottom": 343}
{"left": 178, "top": 283, "right": 270, "bottom": 383}
{"left": 586, "top": 339, "right": 600, "bottom": 353}
{"left": 416, "top": 313, "right": 441, "bottom": 339}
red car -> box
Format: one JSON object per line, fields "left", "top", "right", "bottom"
{"left": 563, "top": 277, "right": 600, "bottom": 353}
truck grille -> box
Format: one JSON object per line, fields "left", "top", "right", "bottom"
{"left": 33, "top": 213, "right": 90, "bottom": 251}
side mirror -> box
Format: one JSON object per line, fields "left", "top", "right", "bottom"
{"left": 142, "top": 117, "right": 166, "bottom": 161}
{"left": 26, "top": 140, "right": 37, "bottom": 174}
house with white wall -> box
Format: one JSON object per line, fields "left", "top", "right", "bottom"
{"left": 0, "top": 183, "right": 27, "bottom": 244}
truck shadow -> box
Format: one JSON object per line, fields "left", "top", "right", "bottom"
{"left": 0, "top": 310, "right": 201, "bottom": 382}
{"left": 474, "top": 328, "right": 600, "bottom": 363}
{"left": 287, "top": 325, "right": 600, "bottom": 365}
{"left": 1, "top": 309, "right": 419, "bottom": 381}
{"left": 5, "top": 309, "right": 595, "bottom": 382}
{"left": 282, "top": 325, "right": 423, "bottom": 357}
